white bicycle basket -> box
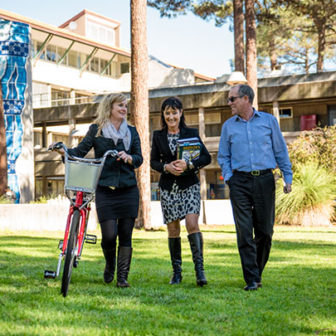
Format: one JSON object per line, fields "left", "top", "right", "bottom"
{"left": 65, "top": 159, "right": 103, "bottom": 193}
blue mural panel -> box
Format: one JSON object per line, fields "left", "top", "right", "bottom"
{"left": 0, "top": 19, "right": 30, "bottom": 203}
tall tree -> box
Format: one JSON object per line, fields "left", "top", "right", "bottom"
{"left": 233, "top": 0, "right": 245, "bottom": 72}
{"left": 278, "top": 0, "right": 336, "bottom": 72}
{"left": 148, "top": 0, "right": 259, "bottom": 103}
{"left": 0, "top": 82, "right": 7, "bottom": 196}
{"left": 131, "top": 0, "right": 151, "bottom": 229}
{"left": 255, "top": 1, "right": 293, "bottom": 71}
{"left": 245, "top": 0, "right": 258, "bottom": 107}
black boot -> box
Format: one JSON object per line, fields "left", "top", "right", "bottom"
{"left": 116, "top": 246, "right": 132, "bottom": 288}
{"left": 168, "top": 237, "right": 182, "bottom": 285}
{"left": 188, "top": 232, "right": 207, "bottom": 287}
{"left": 102, "top": 246, "right": 116, "bottom": 284}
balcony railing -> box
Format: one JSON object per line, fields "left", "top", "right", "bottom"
{"left": 33, "top": 94, "right": 95, "bottom": 108}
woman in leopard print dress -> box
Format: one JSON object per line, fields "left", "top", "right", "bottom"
{"left": 150, "top": 97, "right": 211, "bottom": 286}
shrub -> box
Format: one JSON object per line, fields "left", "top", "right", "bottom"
{"left": 288, "top": 125, "right": 336, "bottom": 174}
{"left": 276, "top": 162, "right": 336, "bottom": 226}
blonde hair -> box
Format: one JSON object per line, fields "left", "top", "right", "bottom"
{"left": 94, "top": 93, "right": 128, "bottom": 136}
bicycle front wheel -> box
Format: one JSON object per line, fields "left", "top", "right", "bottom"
{"left": 61, "top": 209, "right": 80, "bottom": 297}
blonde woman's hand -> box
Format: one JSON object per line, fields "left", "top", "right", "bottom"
{"left": 117, "top": 151, "right": 132, "bottom": 164}
{"left": 48, "top": 142, "right": 65, "bottom": 155}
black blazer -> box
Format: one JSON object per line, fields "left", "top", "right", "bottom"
{"left": 68, "top": 124, "right": 143, "bottom": 188}
{"left": 150, "top": 126, "right": 211, "bottom": 191}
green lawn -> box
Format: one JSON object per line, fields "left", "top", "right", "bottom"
{"left": 1, "top": 226, "right": 336, "bottom": 336}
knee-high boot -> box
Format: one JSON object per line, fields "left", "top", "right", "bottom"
{"left": 116, "top": 246, "right": 132, "bottom": 288}
{"left": 188, "top": 232, "right": 207, "bottom": 287}
{"left": 102, "top": 245, "right": 116, "bottom": 284}
{"left": 168, "top": 237, "right": 182, "bottom": 285}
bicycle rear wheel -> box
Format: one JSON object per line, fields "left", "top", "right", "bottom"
{"left": 61, "top": 209, "right": 80, "bottom": 297}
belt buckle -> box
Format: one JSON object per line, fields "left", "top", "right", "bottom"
{"left": 251, "top": 170, "right": 260, "bottom": 176}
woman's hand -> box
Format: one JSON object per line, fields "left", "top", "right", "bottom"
{"left": 48, "top": 142, "right": 65, "bottom": 155}
{"left": 117, "top": 151, "right": 133, "bottom": 164}
{"left": 172, "top": 159, "right": 188, "bottom": 172}
{"left": 165, "top": 161, "right": 184, "bottom": 176}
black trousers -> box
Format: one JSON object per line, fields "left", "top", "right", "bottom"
{"left": 229, "top": 171, "right": 275, "bottom": 284}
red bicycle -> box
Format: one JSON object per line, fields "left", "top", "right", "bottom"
{"left": 44, "top": 142, "right": 118, "bottom": 297}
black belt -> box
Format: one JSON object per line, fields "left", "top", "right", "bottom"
{"left": 233, "top": 169, "right": 272, "bottom": 176}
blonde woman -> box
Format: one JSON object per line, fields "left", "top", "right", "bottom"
{"left": 60, "top": 93, "right": 143, "bottom": 287}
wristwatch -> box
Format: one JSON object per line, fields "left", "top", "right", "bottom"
{"left": 188, "top": 161, "right": 194, "bottom": 170}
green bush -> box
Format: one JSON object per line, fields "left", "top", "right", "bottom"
{"left": 288, "top": 125, "right": 336, "bottom": 174}
{"left": 276, "top": 162, "right": 336, "bottom": 226}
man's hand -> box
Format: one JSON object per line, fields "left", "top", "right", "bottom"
{"left": 283, "top": 183, "right": 292, "bottom": 194}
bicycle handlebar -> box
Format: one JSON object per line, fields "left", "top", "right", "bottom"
{"left": 48, "top": 142, "right": 119, "bottom": 162}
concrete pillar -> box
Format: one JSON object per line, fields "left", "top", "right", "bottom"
{"left": 198, "top": 107, "right": 207, "bottom": 201}
{"left": 47, "top": 132, "right": 53, "bottom": 148}
{"left": 273, "top": 101, "right": 280, "bottom": 124}
{"left": 42, "top": 122, "right": 47, "bottom": 148}
{"left": 46, "top": 84, "right": 52, "bottom": 107}
{"left": 68, "top": 113, "right": 76, "bottom": 147}
{"left": 198, "top": 107, "right": 205, "bottom": 138}
{"left": 70, "top": 90, "right": 76, "bottom": 105}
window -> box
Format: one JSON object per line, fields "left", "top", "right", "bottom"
{"left": 51, "top": 89, "right": 70, "bottom": 106}
{"left": 87, "top": 22, "right": 115, "bottom": 45}
{"left": 56, "top": 47, "right": 67, "bottom": 63}
{"left": 90, "top": 57, "right": 99, "bottom": 73}
{"left": 100, "top": 59, "right": 112, "bottom": 76}
{"left": 68, "top": 51, "right": 79, "bottom": 68}
{"left": 35, "top": 42, "right": 45, "bottom": 59}
{"left": 46, "top": 45, "right": 57, "bottom": 62}
{"left": 120, "top": 62, "right": 130, "bottom": 74}
{"left": 279, "top": 107, "right": 293, "bottom": 118}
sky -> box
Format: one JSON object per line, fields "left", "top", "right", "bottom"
{"left": 1, "top": 0, "right": 234, "bottom": 79}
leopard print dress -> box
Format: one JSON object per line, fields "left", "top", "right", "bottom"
{"left": 160, "top": 133, "right": 201, "bottom": 225}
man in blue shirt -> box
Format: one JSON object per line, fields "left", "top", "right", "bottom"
{"left": 218, "top": 84, "right": 292, "bottom": 291}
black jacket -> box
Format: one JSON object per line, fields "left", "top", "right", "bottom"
{"left": 68, "top": 124, "right": 143, "bottom": 188}
{"left": 150, "top": 126, "right": 211, "bottom": 191}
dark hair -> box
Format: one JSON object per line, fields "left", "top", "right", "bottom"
{"left": 160, "top": 96, "right": 187, "bottom": 129}
{"left": 236, "top": 84, "right": 255, "bottom": 104}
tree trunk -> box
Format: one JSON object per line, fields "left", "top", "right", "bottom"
{"left": 316, "top": 20, "right": 326, "bottom": 72}
{"left": 130, "top": 0, "right": 151, "bottom": 229}
{"left": 0, "top": 82, "right": 7, "bottom": 196}
{"left": 270, "top": 39, "right": 277, "bottom": 71}
{"left": 305, "top": 48, "right": 309, "bottom": 74}
{"left": 233, "top": 0, "right": 245, "bottom": 73}
{"left": 245, "top": 0, "right": 258, "bottom": 108}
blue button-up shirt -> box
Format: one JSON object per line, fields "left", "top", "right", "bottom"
{"left": 218, "top": 109, "right": 293, "bottom": 184}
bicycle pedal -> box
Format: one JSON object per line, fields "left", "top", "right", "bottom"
{"left": 58, "top": 240, "right": 63, "bottom": 250}
{"left": 44, "top": 270, "right": 56, "bottom": 279}
{"left": 85, "top": 234, "right": 97, "bottom": 244}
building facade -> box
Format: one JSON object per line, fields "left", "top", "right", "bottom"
{"left": 34, "top": 71, "right": 336, "bottom": 200}
{"left": 0, "top": 8, "right": 213, "bottom": 202}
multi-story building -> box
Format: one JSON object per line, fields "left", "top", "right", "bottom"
{"left": 0, "top": 8, "right": 213, "bottom": 202}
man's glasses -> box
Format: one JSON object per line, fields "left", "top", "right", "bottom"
{"left": 227, "top": 96, "right": 243, "bottom": 103}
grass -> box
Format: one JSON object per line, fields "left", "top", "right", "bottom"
{"left": 1, "top": 226, "right": 336, "bottom": 335}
